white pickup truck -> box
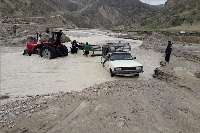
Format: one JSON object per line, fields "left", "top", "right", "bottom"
{"left": 101, "top": 51, "right": 143, "bottom": 77}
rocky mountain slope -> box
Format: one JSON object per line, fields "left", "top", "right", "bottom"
{"left": 166, "top": 0, "right": 200, "bottom": 25}
{"left": 0, "top": 0, "right": 159, "bottom": 28}
{"left": 143, "top": 0, "right": 200, "bottom": 29}
{"left": 0, "top": 0, "right": 199, "bottom": 29}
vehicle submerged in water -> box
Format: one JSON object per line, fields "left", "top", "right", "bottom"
{"left": 23, "top": 31, "right": 68, "bottom": 59}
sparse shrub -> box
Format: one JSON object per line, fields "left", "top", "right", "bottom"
{"left": 171, "top": 15, "right": 184, "bottom": 26}
{"left": 62, "top": 35, "right": 71, "bottom": 43}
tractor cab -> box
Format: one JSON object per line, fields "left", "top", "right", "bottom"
{"left": 48, "top": 31, "right": 62, "bottom": 45}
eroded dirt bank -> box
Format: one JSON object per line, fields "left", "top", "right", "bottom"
{"left": 141, "top": 33, "right": 200, "bottom": 98}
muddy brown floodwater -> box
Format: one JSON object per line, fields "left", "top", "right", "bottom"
{"left": 0, "top": 29, "right": 162, "bottom": 101}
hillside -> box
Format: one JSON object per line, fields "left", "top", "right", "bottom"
{"left": 166, "top": 0, "right": 200, "bottom": 26}
{"left": 0, "top": 0, "right": 159, "bottom": 28}
{"left": 0, "top": 0, "right": 84, "bottom": 16}
{"left": 0, "top": 0, "right": 199, "bottom": 30}
{"left": 142, "top": 0, "right": 200, "bottom": 30}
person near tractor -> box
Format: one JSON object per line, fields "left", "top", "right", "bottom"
{"left": 46, "top": 28, "right": 50, "bottom": 34}
{"left": 45, "top": 28, "right": 51, "bottom": 42}
{"left": 36, "top": 32, "right": 42, "bottom": 44}
{"left": 165, "top": 41, "right": 173, "bottom": 63}
{"left": 71, "top": 40, "right": 78, "bottom": 54}
{"left": 56, "top": 30, "right": 63, "bottom": 45}
{"left": 72, "top": 40, "right": 78, "bottom": 48}
{"left": 37, "top": 33, "right": 42, "bottom": 44}
{"left": 83, "top": 42, "right": 91, "bottom": 56}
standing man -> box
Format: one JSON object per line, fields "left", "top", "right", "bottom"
{"left": 37, "top": 33, "right": 42, "bottom": 44}
{"left": 71, "top": 40, "right": 78, "bottom": 54}
{"left": 83, "top": 42, "right": 91, "bottom": 56}
{"left": 56, "top": 30, "right": 63, "bottom": 45}
{"left": 13, "top": 25, "right": 17, "bottom": 36}
{"left": 45, "top": 28, "right": 51, "bottom": 40}
{"left": 165, "top": 41, "right": 173, "bottom": 63}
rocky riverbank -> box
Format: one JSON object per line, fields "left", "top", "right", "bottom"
{"left": 141, "top": 32, "right": 200, "bottom": 100}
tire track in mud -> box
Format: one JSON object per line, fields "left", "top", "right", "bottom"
{"left": 47, "top": 101, "right": 89, "bottom": 133}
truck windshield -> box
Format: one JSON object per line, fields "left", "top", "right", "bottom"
{"left": 110, "top": 53, "right": 133, "bottom": 61}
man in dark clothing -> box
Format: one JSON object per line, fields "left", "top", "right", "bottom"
{"left": 103, "top": 53, "right": 111, "bottom": 67}
{"left": 165, "top": 41, "right": 173, "bottom": 63}
{"left": 13, "top": 25, "right": 17, "bottom": 36}
{"left": 46, "top": 28, "right": 50, "bottom": 34}
{"left": 71, "top": 40, "right": 78, "bottom": 54}
{"left": 56, "top": 30, "right": 63, "bottom": 45}
{"left": 102, "top": 47, "right": 110, "bottom": 67}
{"left": 72, "top": 40, "right": 78, "bottom": 48}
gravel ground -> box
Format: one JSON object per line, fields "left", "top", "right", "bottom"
{"left": 1, "top": 79, "right": 200, "bottom": 133}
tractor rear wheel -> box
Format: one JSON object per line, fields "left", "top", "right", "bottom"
{"left": 41, "top": 46, "right": 56, "bottom": 59}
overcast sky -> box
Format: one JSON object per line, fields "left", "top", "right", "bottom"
{"left": 140, "top": 0, "right": 167, "bottom": 5}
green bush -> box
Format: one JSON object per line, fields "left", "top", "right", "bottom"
{"left": 61, "top": 35, "right": 71, "bottom": 43}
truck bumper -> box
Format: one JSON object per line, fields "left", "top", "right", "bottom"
{"left": 113, "top": 70, "right": 144, "bottom": 75}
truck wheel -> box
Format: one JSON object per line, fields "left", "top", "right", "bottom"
{"left": 110, "top": 69, "right": 115, "bottom": 77}
{"left": 41, "top": 46, "right": 56, "bottom": 59}
{"left": 135, "top": 74, "right": 139, "bottom": 77}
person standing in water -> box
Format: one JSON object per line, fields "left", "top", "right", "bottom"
{"left": 165, "top": 41, "right": 173, "bottom": 63}
{"left": 71, "top": 40, "right": 78, "bottom": 54}
{"left": 83, "top": 42, "right": 91, "bottom": 56}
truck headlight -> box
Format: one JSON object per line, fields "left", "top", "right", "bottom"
{"left": 115, "top": 67, "right": 122, "bottom": 71}
{"left": 136, "top": 67, "right": 142, "bottom": 70}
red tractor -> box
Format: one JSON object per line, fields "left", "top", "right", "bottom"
{"left": 23, "top": 31, "right": 68, "bottom": 59}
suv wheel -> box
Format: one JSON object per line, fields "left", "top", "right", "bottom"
{"left": 135, "top": 74, "right": 139, "bottom": 77}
